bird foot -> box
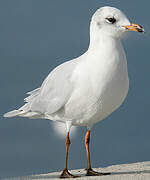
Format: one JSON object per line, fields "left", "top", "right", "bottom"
{"left": 86, "top": 168, "right": 111, "bottom": 176}
{"left": 60, "top": 169, "right": 80, "bottom": 178}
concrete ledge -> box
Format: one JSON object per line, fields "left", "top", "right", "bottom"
{"left": 7, "top": 161, "right": 150, "bottom": 180}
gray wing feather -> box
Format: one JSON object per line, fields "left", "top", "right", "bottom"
{"left": 24, "top": 88, "right": 40, "bottom": 102}
{"left": 24, "top": 59, "right": 78, "bottom": 115}
{"left": 26, "top": 88, "right": 40, "bottom": 95}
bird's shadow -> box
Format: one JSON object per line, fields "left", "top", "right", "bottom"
{"left": 28, "top": 169, "right": 150, "bottom": 179}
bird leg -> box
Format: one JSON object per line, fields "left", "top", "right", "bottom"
{"left": 60, "top": 132, "right": 79, "bottom": 178}
{"left": 85, "top": 130, "right": 110, "bottom": 176}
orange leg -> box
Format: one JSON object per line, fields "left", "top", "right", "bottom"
{"left": 85, "top": 130, "right": 91, "bottom": 170}
{"left": 85, "top": 130, "right": 111, "bottom": 176}
{"left": 60, "top": 132, "right": 79, "bottom": 178}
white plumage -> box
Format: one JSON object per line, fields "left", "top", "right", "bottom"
{"left": 4, "top": 6, "right": 144, "bottom": 132}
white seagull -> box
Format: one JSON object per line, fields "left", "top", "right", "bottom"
{"left": 4, "top": 6, "right": 144, "bottom": 178}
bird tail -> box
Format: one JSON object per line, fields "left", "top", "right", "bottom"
{"left": 3, "top": 109, "right": 24, "bottom": 118}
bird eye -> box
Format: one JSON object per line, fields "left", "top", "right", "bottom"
{"left": 106, "top": 17, "right": 116, "bottom": 24}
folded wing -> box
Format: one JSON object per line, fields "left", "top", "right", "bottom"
{"left": 4, "top": 59, "right": 78, "bottom": 118}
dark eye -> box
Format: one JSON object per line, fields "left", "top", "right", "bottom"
{"left": 106, "top": 17, "right": 116, "bottom": 24}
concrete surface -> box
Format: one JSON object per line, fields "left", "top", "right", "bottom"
{"left": 5, "top": 161, "right": 150, "bottom": 180}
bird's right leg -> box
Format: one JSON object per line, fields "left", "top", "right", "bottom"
{"left": 60, "top": 131, "right": 78, "bottom": 178}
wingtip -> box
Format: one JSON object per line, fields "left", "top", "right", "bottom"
{"left": 3, "top": 112, "right": 11, "bottom": 118}
{"left": 3, "top": 110, "right": 21, "bottom": 118}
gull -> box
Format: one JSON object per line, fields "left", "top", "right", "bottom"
{"left": 4, "top": 6, "right": 144, "bottom": 178}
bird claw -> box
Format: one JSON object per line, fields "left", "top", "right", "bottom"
{"left": 86, "top": 168, "right": 111, "bottom": 176}
{"left": 60, "top": 169, "right": 80, "bottom": 178}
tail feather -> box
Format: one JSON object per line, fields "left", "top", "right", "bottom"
{"left": 3, "top": 109, "right": 24, "bottom": 118}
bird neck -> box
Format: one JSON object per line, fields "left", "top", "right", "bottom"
{"left": 85, "top": 28, "right": 125, "bottom": 68}
{"left": 89, "top": 32, "right": 121, "bottom": 52}
{"left": 88, "top": 21, "right": 121, "bottom": 52}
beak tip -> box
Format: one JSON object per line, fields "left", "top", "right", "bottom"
{"left": 138, "top": 28, "right": 145, "bottom": 33}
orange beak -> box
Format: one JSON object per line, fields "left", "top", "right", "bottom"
{"left": 123, "top": 23, "right": 145, "bottom": 33}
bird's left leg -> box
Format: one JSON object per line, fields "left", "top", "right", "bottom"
{"left": 85, "top": 129, "right": 110, "bottom": 176}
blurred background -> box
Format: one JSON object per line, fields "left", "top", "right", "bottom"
{"left": 0, "top": 0, "right": 150, "bottom": 178}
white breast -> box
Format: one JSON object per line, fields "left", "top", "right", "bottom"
{"left": 64, "top": 38, "right": 129, "bottom": 126}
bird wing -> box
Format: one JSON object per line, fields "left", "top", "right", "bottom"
{"left": 25, "top": 59, "right": 78, "bottom": 115}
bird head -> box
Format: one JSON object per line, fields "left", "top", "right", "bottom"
{"left": 91, "top": 6, "right": 144, "bottom": 39}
